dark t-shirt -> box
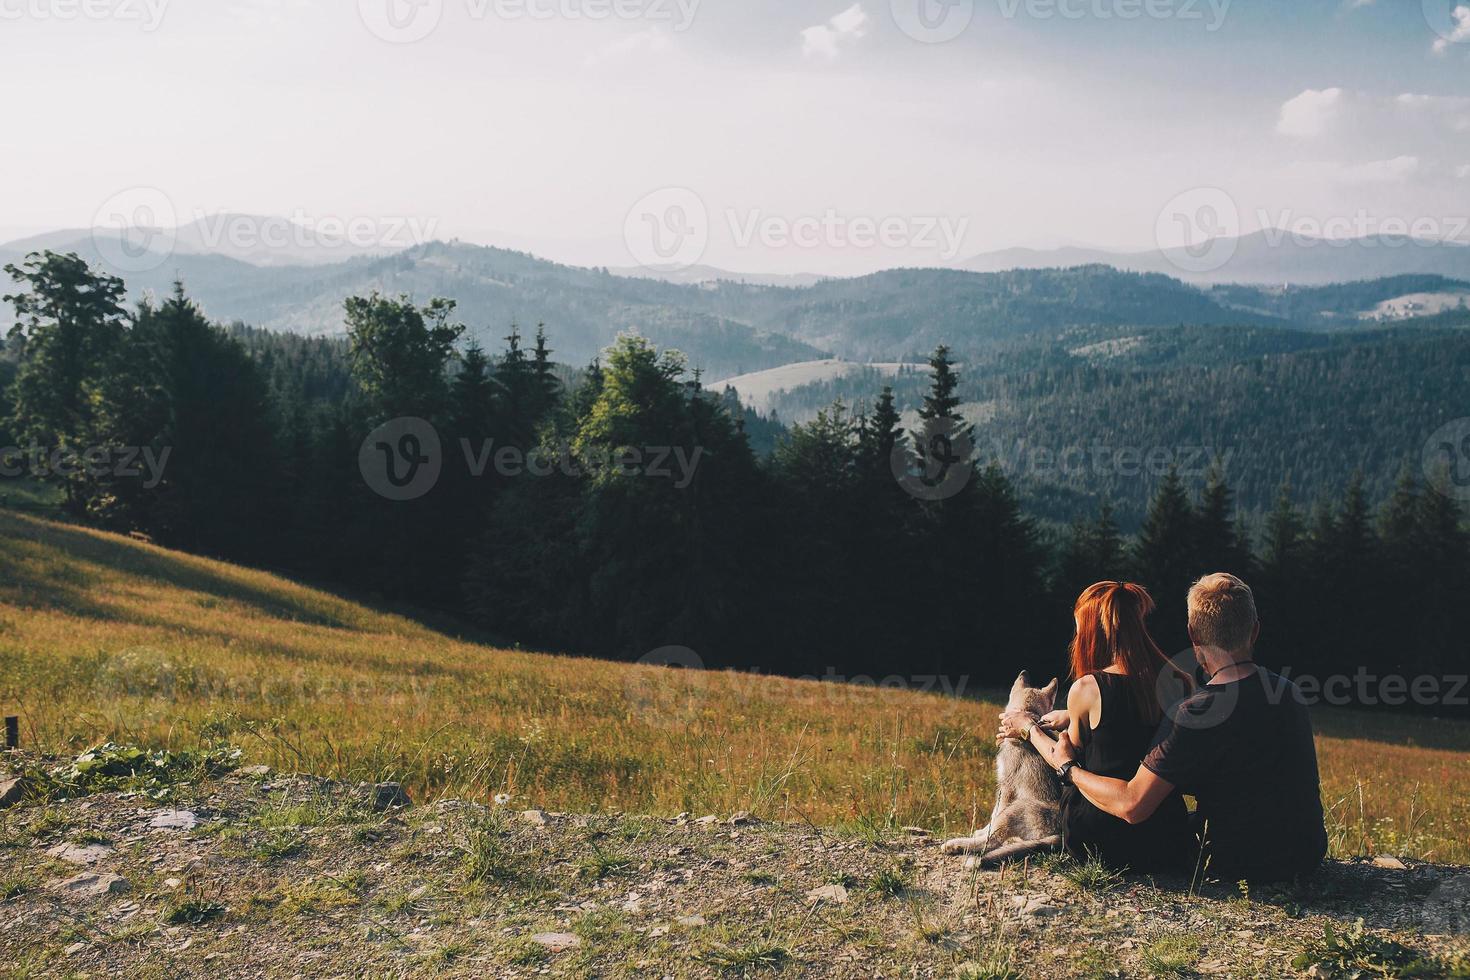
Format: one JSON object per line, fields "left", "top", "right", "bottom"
{"left": 1142, "top": 668, "right": 1328, "bottom": 883}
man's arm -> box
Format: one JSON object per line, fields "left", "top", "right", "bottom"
{"left": 1055, "top": 732, "right": 1176, "bottom": 825}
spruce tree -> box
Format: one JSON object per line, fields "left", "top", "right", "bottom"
{"left": 1132, "top": 466, "right": 1196, "bottom": 653}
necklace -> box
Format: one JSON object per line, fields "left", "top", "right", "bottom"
{"left": 1206, "top": 660, "right": 1256, "bottom": 683}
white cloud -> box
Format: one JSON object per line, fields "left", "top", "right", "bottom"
{"left": 1433, "top": 5, "right": 1470, "bottom": 54}
{"left": 801, "top": 3, "right": 869, "bottom": 61}
{"left": 1457, "top": 164, "right": 1470, "bottom": 178}
{"left": 1276, "top": 88, "right": 1343, "bottom": 137}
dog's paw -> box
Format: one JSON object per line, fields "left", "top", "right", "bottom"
{"left": 940, "top": 837, "right": 973, "bottom": 855}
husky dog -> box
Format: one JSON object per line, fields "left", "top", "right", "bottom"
{"left": 941, "top": 671, "right": 1064, "bottom": 866}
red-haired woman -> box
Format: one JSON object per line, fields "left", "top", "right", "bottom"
{"left": 1001, "top": 581, "right": 1194, "bottom": 872}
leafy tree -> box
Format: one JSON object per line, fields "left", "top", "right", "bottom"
{"left": 345, "top": 293, "right": 462, "bottom": 423}
{"left": 3, "top": 252, "right": 129, "bottom": 512}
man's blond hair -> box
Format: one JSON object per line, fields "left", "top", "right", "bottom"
{"left": 1187, "top": 573, "right": 1258, "bottom": 654}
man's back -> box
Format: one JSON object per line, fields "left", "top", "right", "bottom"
{"left": 1143, "top": 668, "right": 1328, "bottom": 883}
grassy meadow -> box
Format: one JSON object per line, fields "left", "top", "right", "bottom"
{"left": 2, "top": 508, "right": 1468, "bottom": 863}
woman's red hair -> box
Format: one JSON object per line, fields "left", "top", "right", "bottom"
{"left": 1069, "top": 581, "right": 1178, "bottom": 724}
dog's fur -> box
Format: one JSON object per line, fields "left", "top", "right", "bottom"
{"left": 941, "top": 671, "right": 1064, "bottom": 866}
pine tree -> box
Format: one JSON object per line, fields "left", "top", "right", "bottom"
{"left": 450, "top": 340, "right": 497, "bottom": 441}
{"left": 1195, "top": 462, "right": 1248, "bottom": 576}
{"left": 1131, "top": 466, "right": 1196, "bottom": 653}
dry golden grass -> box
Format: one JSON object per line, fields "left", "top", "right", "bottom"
{"left": 1, "top": 509, "right": 1467, "bottom": 860}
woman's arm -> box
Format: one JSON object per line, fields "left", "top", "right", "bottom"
{"left": 1065, "top": 676, "right": 1096, "bottom": 746}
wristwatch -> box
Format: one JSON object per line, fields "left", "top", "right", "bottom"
{"left": 1057, "top": 761, "right": 1080, "bottom": 785}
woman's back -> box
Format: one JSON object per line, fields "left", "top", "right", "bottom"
{"left": 1063, "top": 671, "right": 1192, "bottom": 872}
{"left": 1081, "top": 673, "right": 1159, "bottom": 779}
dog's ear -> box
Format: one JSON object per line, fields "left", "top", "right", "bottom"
{"left": 1011, "top": 671, "right": 1030, "bottom": 697}
{"left": 1041, "top": 677, "right": 1060, "bottom": 705}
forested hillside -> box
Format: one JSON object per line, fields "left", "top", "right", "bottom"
{"left": 4, "top": 251, "right": 1468, "bottom": 708}
{"left": 745, "top": 324, "right": 1470, "bottom": 524}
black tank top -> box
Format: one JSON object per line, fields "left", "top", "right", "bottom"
{"left": 1062, "top": 671, "right": 1193, "bottom": 872}
{"left": 1081, "top": 672, "right": 1160, "bottom": 779}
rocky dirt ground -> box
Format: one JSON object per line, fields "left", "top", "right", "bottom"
{"left": 2, "top": 753, "right": 1469, "bottom": 979}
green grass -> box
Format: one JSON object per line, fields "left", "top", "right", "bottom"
{"left": 1140, "top": 935, "right": 1200, "bottom": 976}
{"left": 701, "top": 940, "right": 792, "bottom": 976}
{"left": 161, "top": 896, "right": 227, "bottom": 926}
{"left": 1290, "top": 921, "right": 1468, "bottom": 979}
{"left": 1, "top": 872, "right": 35, "bottom": 901}
{"left": 870, "top": 862, "right": 912, "bottom": 897}
{"left": 1058, "top": 854, "right": 1125, "bottom": 893}
{"left": 576, "top": 848, "right": 633, "bottom": 881}
{"left": 3, "top": 508, "right": 1470, "bottom": 861}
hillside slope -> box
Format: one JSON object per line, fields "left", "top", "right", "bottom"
{"left": 1, "top": 509, "right": 1468, "bottom": 862}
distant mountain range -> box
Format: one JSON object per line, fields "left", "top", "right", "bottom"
{"left": 5, "top": 220, "right": 1470, "bottom": 375}
{"left": 0, "top": 214, "right": 405, "bottom": 269}
{"left": 960, "top": 231, "right": 1470, "bottom": 286}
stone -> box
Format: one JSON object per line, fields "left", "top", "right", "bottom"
{"left": 676, "top": 916, "right": 707, "bottom": 927}
{"left": 236, "top": 765, "right": 272, "bottom": 778}
{"left": 64, "top": 942, "right": 88, "bottom": 956}
{"left": 806, "top": 884, "right": 849, "bottom": 905}
{"left": 530, "top": 932, "right": 582, "bottom": 953}
{"left": 164, "top": 878, "right": 183, "bottom": 890}
{"left": 363, "top": 782, "right": 411, "bottom": 811}
{"left": 520, "top": 809, "right": 549, "bottom": 827}
{"left": 149, "top": 810, "right": 199, "bottom": 831}
{"left": 0, "top": 775, "right": 26, "bottom": 809}
{"left": 46, "top": 843, "right": 114, "bottom": 865}
{"left": 694, "top": 815, "right": 720, "bottom": 826}
{"left": 1011, "top": 895, "right": 1060, "bottom": 918}
{"left": 1373, "top": 856, "right": 1408, "bottom": 870}
{"left": 55, "top": 872, "right": 130, "bottom": 899}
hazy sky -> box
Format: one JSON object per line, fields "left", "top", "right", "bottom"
{"left": 3, "top": 0, "right": 1469, "bottom": 274}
